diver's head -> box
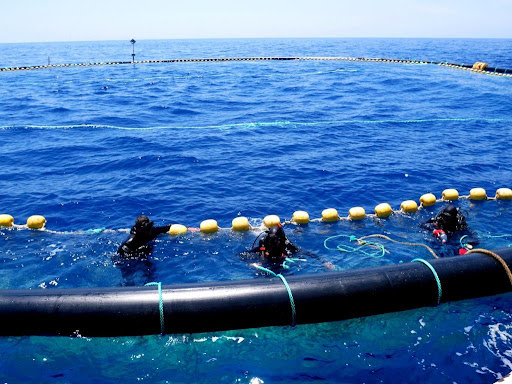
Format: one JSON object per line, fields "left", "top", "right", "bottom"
{"left": 437, "top": 205, "right": 460, "bottom": 231}
{"left": 443, "top": 205, "right": 458, "bottom": 217}
{"left": 135, "top": 215, "right": 153, "bottom": 230}
{"left": 263, "top": 225, "right": 286, "bottom": 261}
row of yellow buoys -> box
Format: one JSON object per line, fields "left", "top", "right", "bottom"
{"left": 1, "top": 187, "right": 511, "bottom": 234}
{"left": 0, "top": 214, "right": 47, "bottom": 229}
{"left": 180, "top": 187, "right": 512, "bottom": 234}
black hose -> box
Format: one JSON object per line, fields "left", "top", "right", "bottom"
{"left": 0, "top": 248, "right": 511, "bottom": 336}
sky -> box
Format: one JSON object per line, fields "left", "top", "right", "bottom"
{"left": 0, "top": 0, "right": 511, "bottom": 43}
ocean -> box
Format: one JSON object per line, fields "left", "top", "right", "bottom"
{"left": 1, "top": 38, "right": 512, "bottom": 383}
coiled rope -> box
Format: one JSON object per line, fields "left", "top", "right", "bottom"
{"left": 324, "top": 234, "right": 387, "bottom": 258}
{"left": 358, "top": 234, "right": 440, "bottom": 259}
{"left": 324, "top": 233, "right": 439, "bottom": 259}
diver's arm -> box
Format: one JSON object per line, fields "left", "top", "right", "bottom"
{"left": 285, "top": 240, "right": 298, "bottom": 254}
{"left": 153, "top": 225, "right": 172, "bottom": 236}
{"left": 238, "top": 246, "right": 262, "bottom": 261}
{"left": 420, "top": 217, "right": 437, "bottom": 230}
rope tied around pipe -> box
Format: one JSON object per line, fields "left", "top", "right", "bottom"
{"left": 466, "top": 249, "right": 512, "bottom": 286}
{"left": 411, "top": 258, "right": 442, "bottom": 305}
{"left": 255, "top": 265, "right": 296, "bottom": 327}
{"left": 145, "top": 282, "right": 165, "bottom": 335}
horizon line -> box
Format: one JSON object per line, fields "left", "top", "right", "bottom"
{"left": 1, "top": 36, "right": 511, "bottom": 45}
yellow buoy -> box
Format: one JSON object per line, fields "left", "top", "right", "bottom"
{"left": 442, "top": 189, "right": 459, "bottom": 201}
{"left": 168, "top": 224, "right": 187, "bottom": 236}
{"left": 348, "top": 207, "right": 366, "bottom": 220}
{"left": 322, "top": 208, "right": 339, "bottom": 222}
{"left": 472, "top": 62, "right": 488, "bottom": 70}
{"left": 496, "top": 188, "right": 512, "bottom": 200}
{"left": 0, "top": 214, "right": 14, "bottom": 227}
{"left": 374, "top": 203, "right": 392, "bottom": 218}
{"left": 469, "top": 188, "right": 487, "bottom": 201}
{"left": 420, "top": 193, "right": 437, "bottom": 207}
{"left": 232, "top": 217, "right": 250, "bottom": 231}
{"left": 401, "top": 200, "right": 418, "bottom": 214}
{"left": 263, "top": 215, "right": 281, "bottom": 228}
{"left": 292, "top": 211, "right": 310, "bottom": 224}
{"left": 200, "top": 219, "right": 219, "bottom": 233}
{"left": 26, "top": 215, "right": 46, "bottom": 229}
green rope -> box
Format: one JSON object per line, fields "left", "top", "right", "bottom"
{"left": 469, "top": 234, "right": 512, "bottom": 248}
{"left": 84, "top": 227, "right": 105, "bottom": 234}
{"left": 460, "top": 235, "right": 470, "bottom": 250}
{"left": 324, "top": 234, "right": 386, "bottom": 258}
{"left": 255, "top": 266, "right": 296, "bottom": 327}
{"left": 282, "top": 257, "right": 306, "bottom": 269}
{"left": 145, "top": 282, "right": 165, "bottom": 335}
{"left": 483, "top": 234, "right": 512, "bottom": 238}
{"left": 412, "top": 258, "right": 442, "bottom": 305}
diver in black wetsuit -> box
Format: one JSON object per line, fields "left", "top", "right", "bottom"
{"left": 115, "top": 215, "right": 171, "bottom": 286}
{"left": 117, "top": 215, "right": 171, "bottom": 258}
{"left": 240, "top": 223, "right": 334, "bottom": 270}
{"left": 422, "top": 205, "right": 478, "bottom": 255}
{"left": 246, "top": 224, "right": 299, "bottom": 263}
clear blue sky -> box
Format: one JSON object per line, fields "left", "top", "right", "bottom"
{"left": 1, "top": 0, "right": 511, "bottom": 43}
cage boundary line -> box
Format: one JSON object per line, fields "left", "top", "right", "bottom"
{"left": 1, "top": 187, "right": 511, "bottom": 234}
{"left": 1, "top": 56, "right": 511, "bottom": 78}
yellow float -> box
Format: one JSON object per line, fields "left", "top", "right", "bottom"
{"left": 292, "top": 211, "right": 310, "bottom": 224}
{"left": 232, "top": 217, "right": 250, "bottom": 231}
{"left": 401, "top": 200, "right": 418, "bottom": 214}
{"left": 263, "top": 215, "right": 281, "bottom": 228}
{"left": 420, "top": 193, "right": 436, "bottom": 207}
{"left": 321, "top": 208, "right": 339, "bottom": 222}
{"left": 200, "top": 219, "right": 219, "bottom": 233}
{"left": 496, "top": 188, "right": 512, "bottom": 200}
{"left": 442, "top": 189, "right": 459, "bottom": 201}
{"left": 0, "top": 214, "right": 14, "bottom": 227}
{"left": 168, "top": 224, "right": 188, "bottom": 235}
{"left": 348, "top": 207, "right": 366, "bottom": 220}
{"left": 374, "top": 203, "right": 392, "bottom": 218}
{"left": 26, "top": 215, "right": 46, "bottom": 229}
{"left": 469, "top": 188, "right": 487, "bottom": 201}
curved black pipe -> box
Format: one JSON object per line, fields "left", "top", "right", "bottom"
{"left": 2, "top": 57, "right": 511, "bottom": 74}
{"left": 1, "top": 248, "right": 511, "bottom": 337}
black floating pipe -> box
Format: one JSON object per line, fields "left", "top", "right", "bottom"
{"left": 1, "top": 57, "right": 511, "bottom": 74}
{"left": 1, "top": 248, "right": 511, "bottom": 337}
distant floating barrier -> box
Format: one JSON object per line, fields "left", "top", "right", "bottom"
{"left": 1, "top": 57, "right": 511, "bottom": 78}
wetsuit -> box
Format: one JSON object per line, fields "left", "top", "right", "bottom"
{"left": 118, "top": 224, "right": 171, "bottom": 258}
{"left": 246, "top": 236, "right": 299, "bottom": 264}
{"left": 422, "top": 205, "right": 478, "bottom": 256}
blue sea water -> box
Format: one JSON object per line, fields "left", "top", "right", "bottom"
{"left": 0, "top": 38, "right": 512, "bottom": 383}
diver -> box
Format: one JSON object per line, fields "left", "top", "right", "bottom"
{"left": 422, "top": 205, "right": 478, "bottom": 255}
{"left": 114, "top": 215, "right": 171, "bottom": 286}
{"left": 240, "top": 223, "right": 334, "bottom": 270}
{"left": 117, "top": 215, "right": 171, "bottom": 258}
